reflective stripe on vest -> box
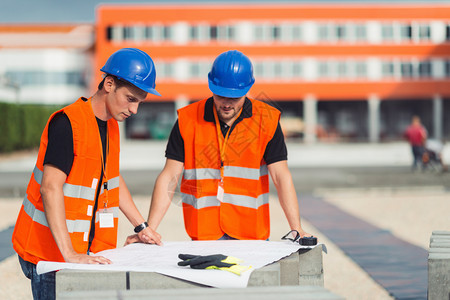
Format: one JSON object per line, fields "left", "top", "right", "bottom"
{"left": 181, "top": 194, "right": 220, "bottom": 209}
{"left": 181, "top": 192, "right": 268, "bottom": 210}
{"left": 33, "top": 166, "right": 119, "bottom": 201}
{"left": 99, "top": 176, "right": 120, "bottom": 195}
{"left": 33, "top": 166, "right": 96, "bottom": 201}
{"left": 183, "top": 165, "right": 268, "bottom": 181}
{"left": 22, "top": 195, "right": 91, "bottom": 233}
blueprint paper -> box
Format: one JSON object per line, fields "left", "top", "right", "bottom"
{"left": 37, "top": 240, "right": 319, "bottom": 288}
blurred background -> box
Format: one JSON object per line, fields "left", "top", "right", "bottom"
{"left": 1, "top": 0, "right": 450, "bottom": 145}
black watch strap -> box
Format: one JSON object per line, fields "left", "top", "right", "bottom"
{"left": 134, "top": 222, "right": 149, "bottom": 233}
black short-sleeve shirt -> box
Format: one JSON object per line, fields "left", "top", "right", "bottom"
{"left": 165, "top": 97, "right": 287, "bottom": 165}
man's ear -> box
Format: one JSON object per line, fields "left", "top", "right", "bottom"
{"left": 103, "top": 76, "right": 115, "bottom": 93}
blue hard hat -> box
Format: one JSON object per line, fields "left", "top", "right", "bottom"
{"left": 208, "top": 50, "right": 255, "bottom": 98}
{"left": 101, "top": 48, "right": 161, "bottom": 97}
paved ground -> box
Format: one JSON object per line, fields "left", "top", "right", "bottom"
{"left": 1, "top": 141, "right": 449, "bottom": 299}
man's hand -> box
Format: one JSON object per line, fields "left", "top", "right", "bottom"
{"left": 139, "top": 227, "right": 162, "bottom": 245}
{"left": 298, "top": 229, "right": 313, "bottom": 238}
{"left": 124, "top": 227, "right": 162, "bottom": 246}
{"left": 64, "top": 252, "right": 111, "bottom": 264}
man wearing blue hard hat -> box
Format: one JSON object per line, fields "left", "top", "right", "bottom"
{"left": 128, "top": 50, "right": 312, "bottom": 243}
{"left": 12, "top": 48, "right": 162, "bottom": 300}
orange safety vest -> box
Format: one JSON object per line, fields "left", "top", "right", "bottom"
{"left": 178, "top": 98, "right": 280, "bottom": 240}
{"left": 12, "top": 97, "right": 120, "bottom": 264}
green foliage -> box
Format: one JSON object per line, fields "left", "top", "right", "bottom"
{"left": 0, "top": 102, "right": 61, "bottom": 153}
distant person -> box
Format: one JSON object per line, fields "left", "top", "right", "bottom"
{"left": 11, "top": 48, "right": 162, "bottom": 300}
{"left": 127, "top": 49, "right": 312, "bottom": 244}
{"left": 404, "top": 115, "right": 427, "bottom": 171}
{"left": 423, "top": 139, "right": 448, "bottom": 172}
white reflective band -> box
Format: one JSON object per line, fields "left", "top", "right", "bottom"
{"left": 33, "top": 165, "right": 44, "bottom": 185}
{"left": 34, "top": 165, "right": 97, "bottom": 201}
{"left": 87, "top": 205, "right": 93, "bottom": 216}
{"left": 224, "top": 165, "right": 268, "bottom": 180}
{"left": 183, "top": 169, "right": 220, "bottom": 180}
{"left": 22, "top": 195, "right": 93, "bottom": 233}
{"left": 95, "top": 206, "right": 120, "bottom": 223}
{"left": 222, "top": 193, "right": 269, "bottom": 209}
{"left": 100, "top": 176, "right": 120, "bottom": 194}
{"left": 66, "top": 219, "right": 91, "bottom": 233}
{"left": 183, "top": 165, "right": 268, "bottom": 181}
{"left": 181, "top": 192, "right": 268, "bottom": 209}
{"left": 63, "top": 183, "right": 96, "bottom": 201}
{"left": 22, "top": 194, "right": 48, "bottom": 227}
{"left": 181, "top": 193, "right": 220, "bottom": 209}
{"left": 83, "top": 232, "right": 89, "bottom": 242}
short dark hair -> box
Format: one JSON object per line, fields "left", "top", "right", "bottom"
{"left": 97, "top": 74, "right": 135, "bottom": 91}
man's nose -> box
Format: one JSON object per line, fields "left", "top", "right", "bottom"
{"left": 129, "top": 102, "right": 139, "bottom": 115}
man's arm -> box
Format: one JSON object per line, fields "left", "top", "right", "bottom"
{"left": 125, "top": 159, "right": 184, "bottom": 245}
{"left": 147, "top": 159, "right": 184, "bottom": 230}
{"left": 41, "top": 164, "right": 111, "bottom": 264}
{"left": 118, "top": 174, "right": 162, "bottom": 245}
{"left": 267, "top": 160, "right": 312, "bottom": 238}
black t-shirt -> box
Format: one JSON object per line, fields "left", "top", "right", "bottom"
{"left": 43, "top": 100, "right": 107, "bottom": 175}
{"left": 165, "top": 97, "right": 288, "bottom": 165}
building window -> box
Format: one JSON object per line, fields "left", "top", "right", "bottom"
{"left": 162, "top": 26, "right": 171, "bottom": 40}
{"left": 400, "top": 24, "right": 412, "bottom": 41}
{"left": 318, "top": 61, "right": 330, "bottom": 78}
{"left": 210, "top": 26, "right": 218, "bottom": 40}
{"left": 354, "top": 24, "right": 367, "bottom": 41}
{"left": 400, "top": 62, "right": 414, "bottom": 78}
{"left": 335, "top": 25, "right": 346, "bottom": 41}
{"left": 336, "top": 61, "right": 348, "bottom": 78}
{"left": 417, "top": 24, "right": 431, "bottom": 41}
{"left": 123, "top": 27, "right": 133, "bottom": 40}
{"left": 382, "top": 62, "right": 395, "bottom": 77}
{"left": 156, "top": 62, "right": 173, "bottom": 79}
{"left": 106, "top": 26, "right": 113, "bottom": 40}
{"left": 354, "top": 62, "right": 367, "bottom": 78}
{"left": 318, "top": 24, "right": 331, "bottom": 41}
{"left": 272, "top": 25, "right": 281, "bottom": 40}
{"left": 381, "top": 24, "right": 395, "bottom": 41}
{"left": 418, "top": 61, "right": 432, "bottom": 77}
{"left": 254, "top": 62, "right": 264, "bottom": 78}
{"left": 292, "top": 61, "right": 302, "bottom": 78}
{"left": 145, "top": 26, "right": 153, "bottom": 40}
{"left": 189, "top": 26, "right": 198, "bottom": 40}
{"left": 292, "top": 24, "right": 302, "bottom": 41}
{"left": 445, "top": 60, "right": 450, "bottom": 77}
{"left": 254, "top": 24, "right": 266, "bottom": 41}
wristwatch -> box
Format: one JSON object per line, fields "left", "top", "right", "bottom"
{"left": 134, "top": 222, "right": 149, "bottom": 233}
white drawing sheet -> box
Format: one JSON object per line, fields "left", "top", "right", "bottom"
{"left": 37, "top": 240, "right": 320, "bottom": 288}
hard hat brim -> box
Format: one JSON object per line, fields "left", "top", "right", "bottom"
{"left": 132, "top": 81, "right": 162, "bottom": 97}
{"left": 208, "top": 79, "right": 252, "bottom": 98}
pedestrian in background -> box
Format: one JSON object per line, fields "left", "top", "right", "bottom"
{"left": 127, "top": 49, "right": 312, "bottom": 244}
{"left": 12, "top": 48, "right": 162, "bottom": 300}
{"left": 404, "top": 115, "right": 428, "bottom": 171}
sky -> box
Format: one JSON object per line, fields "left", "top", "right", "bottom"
{"left": 1, "top": 0, "right": 449, "bottom": 24}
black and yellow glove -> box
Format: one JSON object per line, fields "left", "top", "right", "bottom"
{"left": 177, "top": 254, "right": 251, "bottom": 275}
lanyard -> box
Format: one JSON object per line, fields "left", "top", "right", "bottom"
{"left": 99, "top": 124, "right": 109, "bottom": 209}
{"left": 212, "top": 105, "right": 242, "bottom": 181}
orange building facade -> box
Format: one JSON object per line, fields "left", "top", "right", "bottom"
{"left": 95, "top": 3, "right": 450, "bottom": 142}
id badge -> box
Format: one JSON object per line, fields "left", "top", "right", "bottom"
{"left": 217, "top": 181, "right": 224, "bottom": 202}
{"left": 99, "top": 208, "right": 114, "bottom": 228}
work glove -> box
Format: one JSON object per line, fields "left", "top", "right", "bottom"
{"left": 177, "top": 254, "right": 251, "bottom": 275}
